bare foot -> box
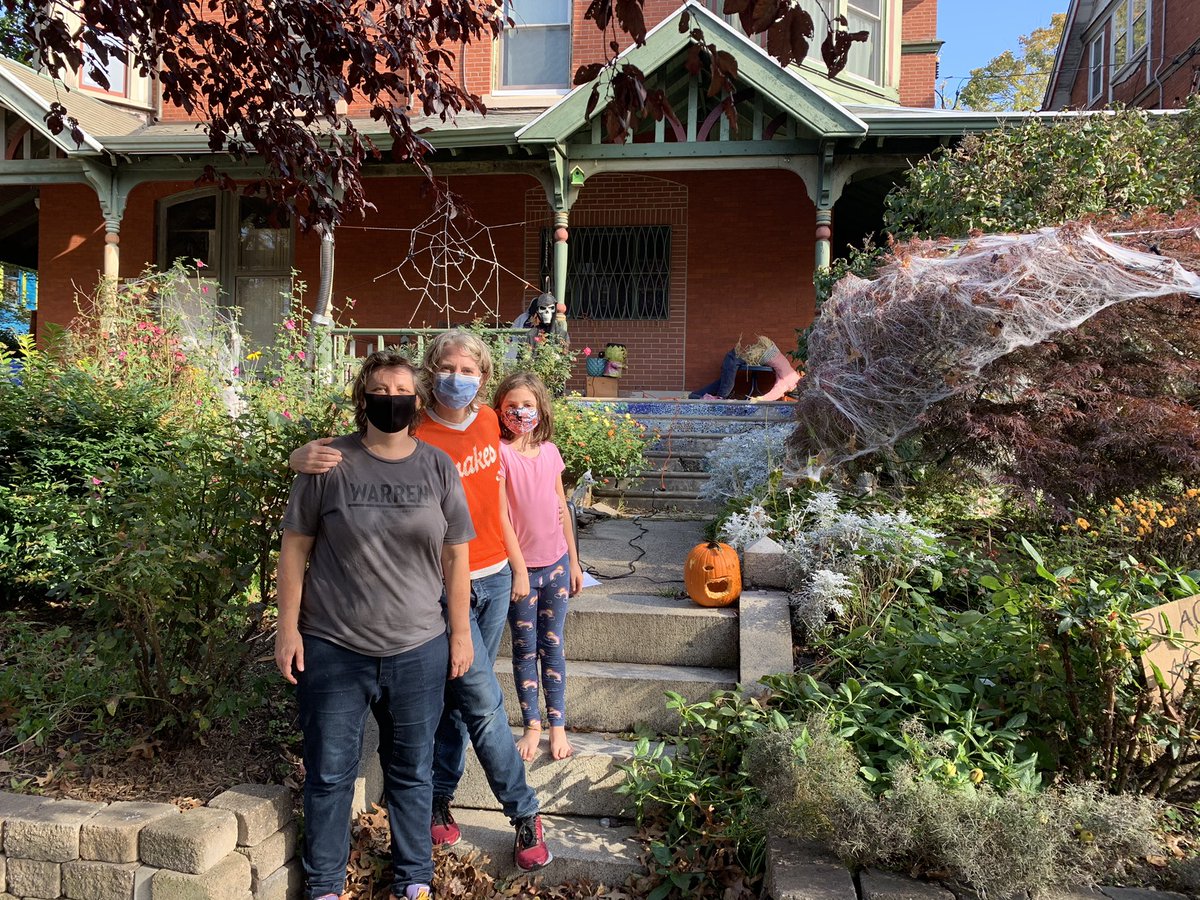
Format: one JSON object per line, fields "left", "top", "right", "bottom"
{"left": 548, "top": 726, "right": 574, "bottom": 760}
{"left": 516, "top": 725, "right": 542, "bottom": 761}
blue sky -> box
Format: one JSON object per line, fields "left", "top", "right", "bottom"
{"left": 937, "top": 1, "right": 1068, "bottom": 99}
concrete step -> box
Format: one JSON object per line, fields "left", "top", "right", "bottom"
{"left": 634, "top": 414, "right": 782, "bottom": 436}
{"left": 498, "top": 592, "right": 737, "bottom": 668}
{"left": 644, "top": 431, "right": 757, "bottom": 453}
{"left": 495, "top": 657, "right": 736, "bottom": 733}
{"left": 570, "top": 397, "right": 796, "bottom": 422}
{"left": 643, "top": 449, "right": 708, "bottom": 472}
{"left": 617, "top": 469, "right": 710, "bottom": 495}
{"left": 589, "top": 488, "right": 721, "bottom": 514}
{"left": 445, "top": 808, "right": 644, "bottom": 887}
{"left": 456, "top": 728, "right": 638, "bottom": 817}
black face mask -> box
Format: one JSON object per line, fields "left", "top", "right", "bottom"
{"left": 364, "top": 393, "right": 418, "bottom": 434}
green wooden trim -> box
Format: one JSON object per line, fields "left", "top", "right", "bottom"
{"left": 901, "top": 40, "right": 945, "bottom": 55}
{"left": 0, "top": 73, "right": 105, "bottom": 155}
{"left": 516, "top": 1, "right": 866, "bottom": 144}
{"left": 566, "top": 138, "right": 819, "bottom": 159}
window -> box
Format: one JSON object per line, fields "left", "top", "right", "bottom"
{"left": 1088, "top": 33, "right": 1105, "bottom": 101}
{"left": 498, "top": 0, "right": 570, "bottom": 90}
{"left": 159, "top": 190, "right": 294, "bottom": 355}
{"left": 79, "top": 32, "right": 128, "bottom": 97}
{"left": 540, "top": 226, "right": 671, "bottom": 320}
{"left": 845, "top": 0, "right": 882, "bottom": 83}
{"left": 1113, "top": 0, "right": 1148, "bottom": 69}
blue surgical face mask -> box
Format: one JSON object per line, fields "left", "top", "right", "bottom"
{"left": 433, "top": 372, "right": 481, "bottom": 410}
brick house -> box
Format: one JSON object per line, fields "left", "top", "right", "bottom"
{"left": 0, "top": 0, "right": 1015, "bottom": 393}
{"left": 1043, "top": 0, "right": 1200, "bottom": 110}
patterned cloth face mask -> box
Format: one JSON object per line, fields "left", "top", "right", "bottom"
{"left": 433, "top": 372, "right": 481, "bottom": 410}
{"left": 502, "top": 406, "right": 540, "bottom": 435}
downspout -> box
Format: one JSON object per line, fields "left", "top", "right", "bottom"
{"left": 306, "top": 225, "right": 335, "bottom": 369}
{"left": 1152, "top": 0, "right": 1168, "bottom": 107}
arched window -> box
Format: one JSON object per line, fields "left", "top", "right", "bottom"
{"left": 158, "top": 189, "right": 294, "bottom": 354}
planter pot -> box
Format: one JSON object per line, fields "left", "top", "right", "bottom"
{"left": 586, "top": 357, "right": 608, "bottom": 376}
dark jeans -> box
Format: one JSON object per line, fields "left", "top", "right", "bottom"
{"left": 688, "top": 349, "right": 740, "bottom": 399}
{"left": 509, "top": 553, "right": 571, "bottom": 727}
{"left": 431, "top": 563, "right": 539, "bottom": 822}
{"left": 296, "top": 633, "right": 448, "bottom": 898}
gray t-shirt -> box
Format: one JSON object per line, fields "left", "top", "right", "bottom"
{"left": 281, "top": 434, "right": 475, "bottom": 657}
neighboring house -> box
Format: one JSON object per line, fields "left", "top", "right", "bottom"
{"left": 0, "top": 0, "right": 1022, "bottom": 393}
{"left": 1043, "top": 0, "right": 1200, "bottom": 110}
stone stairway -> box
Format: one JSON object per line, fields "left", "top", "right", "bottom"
{"left": 581, "top": 398, "right": 796, "bottom": 513}
{"left": 355, "top": 517, "right": 794, "bottom": 888}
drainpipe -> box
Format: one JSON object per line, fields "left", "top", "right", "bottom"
{"left": 307, "top": 224, "right": 335, "bottom": 370}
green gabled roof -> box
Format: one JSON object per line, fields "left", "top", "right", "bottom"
{"left": 516, "top": 1, "right": 867, "bottom": 145}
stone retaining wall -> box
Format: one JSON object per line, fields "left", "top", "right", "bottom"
{"left": 0, "top": 785, "right": 300, "bottom": 900}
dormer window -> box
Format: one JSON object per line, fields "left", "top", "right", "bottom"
{"left": 79, "top": 32, "right": 128, "bottom": 97}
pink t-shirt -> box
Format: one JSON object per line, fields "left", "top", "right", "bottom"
{"left": 499, "top": 440, "right": 569, "bottom": 568}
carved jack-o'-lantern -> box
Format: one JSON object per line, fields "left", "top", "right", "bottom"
{"left": 684, "top": 541, "right": 741, "bottom": 608}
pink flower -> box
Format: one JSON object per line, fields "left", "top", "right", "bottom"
{"left": 282, "top": 410, "right": 293, "bottom": 420}
{"left": 91, "top": 477, "right": 102, "bottom": 486}
{"left": 195, "top": 259, "right": 206, "bottom": 269}
{"left": 283, "top": 319, "right": 296, "bottom": 331}
{"left": 296, "top": 351, "right": 305, "bottom": 360}
{"left": 232, "top": 366, "right": 240, "bottom": 377}
{"left": 117, "top": 350, "right": 127, "bottom": 361}
{"left": 583, "top": 347, "right": 592, "bottom": 357}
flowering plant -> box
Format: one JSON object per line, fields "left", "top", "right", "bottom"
{"left": 552, "top": 399, "right": 651, "bottom": 485}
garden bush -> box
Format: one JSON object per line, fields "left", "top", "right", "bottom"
{"left": 552, "top": 398, "right": 650, "bottom": 485}
{"left": 0, "top": 268, "right": 346, "bottom": 738}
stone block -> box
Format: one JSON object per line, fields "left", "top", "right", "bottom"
{"left": 238, "top": 822, "right": 297, "bottom": 890}
{"left": 0, "top": 791, "right": 51, "bottom": 852}
{"left": 207, "top": 785, "right": 293, "bottom": 847}
{"left": 252, "top": 859, "right": 303, "bottom": 900}
{"left": 0, "top": 853, "right": 4, "bottom": 893}
{"left": 6, "top": 855, "right": 62, "bottom": 899}
{"left": 139, "top": 807, "right": 237, "bottom": 875}
{"left": 763, "top": 834, "right": 854, "bottom": 900}
{"left": 1102, "top": 891, "right": 1190, "bottom": 900}
{"left": 743, "top": 535, "right": 794, "bottom": 589}
{"left": 81, "top": 801, "right": 180, "bottom": 864}
{"left": 150, "top": 850, "right": 250, "bottom": 900}
{"left": 739, "top": 590, "right": 795, "bottom": 695}
{"left": 62, "top": 858, "right": 142, "bottom": 900}
{"left": 860, "top": 868, "right": 956, "bottom": 900}
{"left": 5, "top": 797, "right": 107, "bottom": 862}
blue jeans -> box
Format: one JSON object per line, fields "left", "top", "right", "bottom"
{"left": 431, "top": 563, "right": 539, "bottom": 822}
{"left": 689, "top": 349, "right": 740, "bottom": 399}
{"left": 296, "top": 633, "right": 448, "bottom": 898}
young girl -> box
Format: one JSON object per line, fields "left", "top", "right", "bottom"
{"left": 494, "top": 372, "right": 584, "bottom": 761}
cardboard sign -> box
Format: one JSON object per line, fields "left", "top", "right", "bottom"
{"left": 1134, "top": 594, "right": 1200, "bottom": 696}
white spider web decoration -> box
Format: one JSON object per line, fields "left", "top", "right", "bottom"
{"left": 370, "top": 190, "right": 532, "bottom": 326}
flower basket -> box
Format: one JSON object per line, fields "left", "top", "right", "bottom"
{"left": 586, "top": 356, "right": 608, "bottom": 377}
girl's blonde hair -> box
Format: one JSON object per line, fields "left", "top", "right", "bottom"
{"left": 351, "top": 350, "right": 428, "bottom": 433}
{"left": 493, "top": 371, "right": 554, "bottom": 445}
{"left": 423, "top": 330, "right": 493, "bottom": 409}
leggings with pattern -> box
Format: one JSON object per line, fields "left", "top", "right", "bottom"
{"left": 508, "top": 552, "right": 570, "bottom": 728}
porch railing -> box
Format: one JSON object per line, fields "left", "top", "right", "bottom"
{"left": 319, "top": 325, "right": 529, "bottom": 381}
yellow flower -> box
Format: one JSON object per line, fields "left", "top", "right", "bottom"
{"left": 246, "top": 350, "right": 263, "bottom": 361}
{"left": 1075, "top": 518, "right": 1090, "bottom": 530}
{"left": 969, "top": 768, "right": 985, "bottom": 785}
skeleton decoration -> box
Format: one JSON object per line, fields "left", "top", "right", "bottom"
{"left": 525, "top": 292, "right": 569, "bottom": 345}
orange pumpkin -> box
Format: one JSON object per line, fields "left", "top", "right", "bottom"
{"left": 684, "top": 541, "right": 741, "bottom": 607}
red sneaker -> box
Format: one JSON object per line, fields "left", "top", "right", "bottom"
{"left": 514, "top": 814, "right": 552, "bottom": 871}
{"left": 431, "top": 796, "right": 461, "bottom": 846}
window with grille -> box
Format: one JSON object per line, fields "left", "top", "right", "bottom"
{"left": 540, "top": 226, "right": 671, "bottom": 320}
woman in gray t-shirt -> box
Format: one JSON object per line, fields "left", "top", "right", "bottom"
{"left": 275, "top": 350, "right": 474, "bottom": 900}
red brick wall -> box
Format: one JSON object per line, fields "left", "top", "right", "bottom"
{"left": 522, "top": 169, "right": 812, "bottom": 394}
{"left": 899, "top": 0, "right": 938, "bottom": 108}
{"left": 36, "top": 184, "right": 106, "bottom": 336}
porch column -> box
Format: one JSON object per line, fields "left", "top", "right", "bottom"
{"left": 103, "top": 217, "right": 121, "bottom": 280}
{"left": 552, "top": 208, "right": 569, "bottom": 308}
{"left": 814, "top": 207, "right": 833, "bottom": 273}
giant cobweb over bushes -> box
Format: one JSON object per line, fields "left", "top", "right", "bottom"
{"left": 795, "top": 224, "right": 1200, "bottom": 476}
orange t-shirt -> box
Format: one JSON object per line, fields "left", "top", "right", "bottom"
{"left": 418, "top": 406, "right": 508, "bottom": 576}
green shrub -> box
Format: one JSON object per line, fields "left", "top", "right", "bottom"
{"left": 552, "top": 398, "right": 651, "bottom": 484}
{"left": 749, "top": 720, "right": 1161, "bottom": 898}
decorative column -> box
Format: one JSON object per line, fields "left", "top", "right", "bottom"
{"left": 103, "top": 217, "right": 121, "bottom": 280}
{"left": 814, "top": 208, "right": 833, "bottom": 273}
{"left": 552, "top": 209, "right": 569, "bottom": 309}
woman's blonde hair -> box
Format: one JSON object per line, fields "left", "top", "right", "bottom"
{"left": 423, "top": 330, "right": 494, "bottom": 408}
{"left": 351, "top": 350, "right": 428, "bottom": 433}
{"left": 493, "top": 371, "right": 554, "bottom": 445}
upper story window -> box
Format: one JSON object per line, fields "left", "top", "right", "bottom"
{"left": 498, "top": 0, "right": 571, "bottom": 91}
{"left": 79, "top": 31, "right": 128, "bottom": 97}
{"left": 1088, "top": 33, "right": 1105, "bottom": 102}
{"left": 845, "top": 0, "right": 882, "bottom": 83}
{"left": 1112, "top": 0, "right": 1147, "bottom": 70}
